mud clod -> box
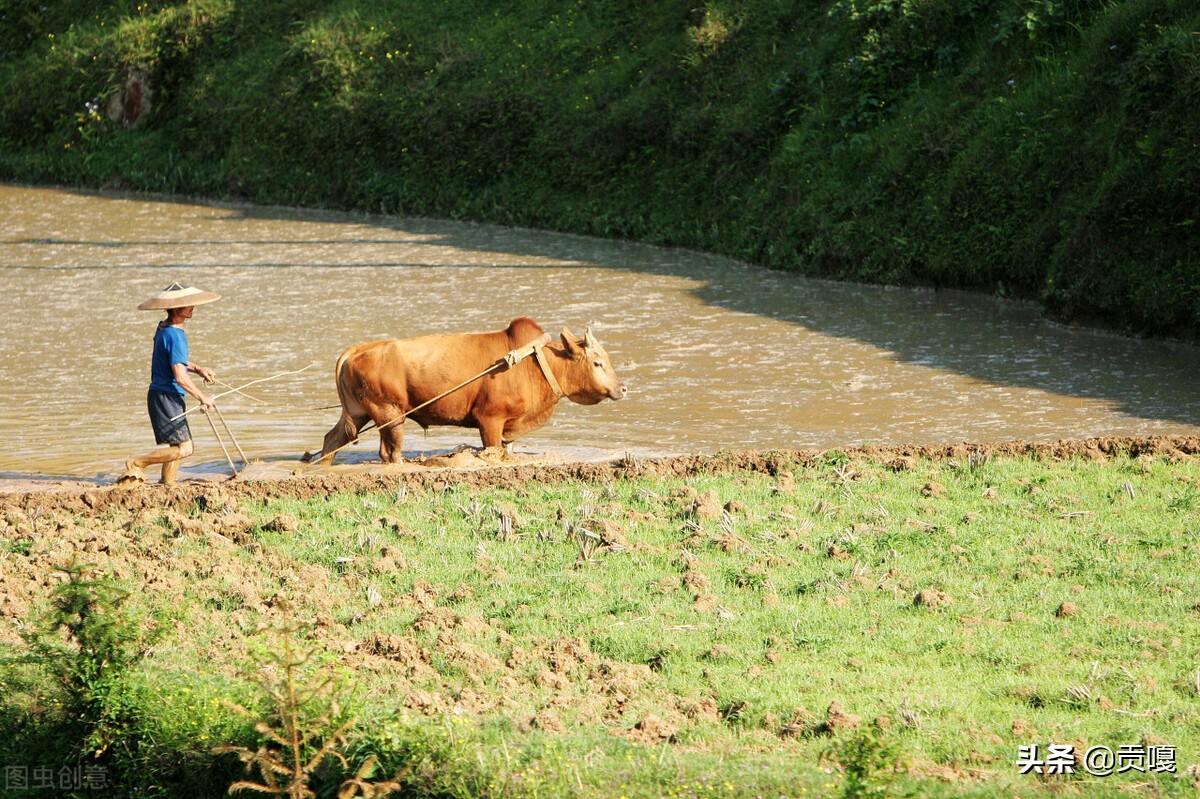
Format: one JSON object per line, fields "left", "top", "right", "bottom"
{"left": 3, "top": 436, "right": 1195, "bottom": 515}
{"left": 217, "top": 512, "right": 254, "bottom": 541}
{"left": 535, "top": 668, "right": 569, "bottom": 691}
{"left": 364, "top": 633, "right": 430, "bottom": 668}
{"left": 779, "top": 706, "right": 815, "bottom": 738}
{"left": 1055, "top": 601, "right": 1078, "bottom": 618}
{"left": 682, "top": 570, "right": 710, "bottom": 595}
{"left": 821, "top": 701, "right": 861, "bottom": 733}
{"left": 262, "top": 514, "right": 298, "bottom": 533}
{"left": 683, "top": 697, "right": 721, "bottom": 723}
{"left": 409, "top": 579, "right": 438, "bottom": 608}
{"left": 629, "top": 713, "right": 678, "bottom": 744}
{"left": 692, "top": 490, "right": 724, "bottom": 521}
{"left": 914, "top": 589, "right": 953, "bottom": 609}
{"left": 414, "top": 607, "right": 456, "bottom": 631}
{"left": 532, "top": 710, "right": 566, "bottom": 732}
{"left": 595, "top": 519, "right": 629, "bottom": 550}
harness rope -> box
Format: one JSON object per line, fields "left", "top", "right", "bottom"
{"left": 534, "top": 343, "right": 565, "bottom": 399}
{"left": 167, "top": 364, "right": 317, "bottom": 422}
{"left": 211, "top": 377, "right": 266, "bottom": 404}
{"left": 303, "top": 334, "right": 562, "bottom": 465}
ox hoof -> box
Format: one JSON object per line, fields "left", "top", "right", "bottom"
{"left": 479, "top": 446, "right": 514, "bottom": 464}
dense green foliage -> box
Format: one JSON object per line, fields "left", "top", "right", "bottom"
{"left": 1, "top": 0, "right": 1197, "bottom": 334}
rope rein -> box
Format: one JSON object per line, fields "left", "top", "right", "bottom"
{"left": 167, "top": 364, "right": 316, "bottom": 422}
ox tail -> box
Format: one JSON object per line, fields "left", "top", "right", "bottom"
{"left": 333, "top": 348, "right": 353, "bottom": 411}
{"left": 301, "top": 349, "right": 359, "bottom": 464}
{"left": 331, "top": 347, "right": 370, "bottom": 420}
{"left": 306, "top": 349, "right": 356, "bottom": 412}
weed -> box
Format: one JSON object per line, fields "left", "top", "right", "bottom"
{"left": 951, "top": 450, "right": 994, "bottom": 486}
{"left": 829, "top": 728, "right": 901, "bottom": 799}
{"left": 214, "top": 629, "right": 399, "bottom": 798}
{"left": 455, "top": 498, "right": 484, "bottom": 526}
{"left": 493, "top": 505, "right": 520, "bottom": 542}
{"left": 2, "top": 536, "right": 32, "bottom": 555}
{"left": 1060, "top": 683, "right": 1095, "bottom": 710}
{"left": 15, "top": 562, "right": 155, "bottom": 762}
{"left": 831, "top": 462, "right": 859, "bottom": 487}
{"left": 713, "top": 510, "right": 753, "bottom": 553}
{"left": 1167, "top": 487, "right": 1199, "bottom": 513}
{"left": 566, "top": 520, "right": 603, "bottom": 565}
{"left": 823, "top": 451, "right": 851, "bottom": 468}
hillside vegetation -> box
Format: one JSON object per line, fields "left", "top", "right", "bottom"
{"left": 1, "top": 0, "right": 1197, "bottom": 334}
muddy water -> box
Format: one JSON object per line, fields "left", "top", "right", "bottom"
{"left": 2, "top": 184, "right": 1199, "bottom": 480}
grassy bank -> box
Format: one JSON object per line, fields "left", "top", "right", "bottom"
{"left": 2, "top": 448, "right": 1200, "bottom": 797}
{"left": 1, "top": 1, "right": 1198, "bottom": 336}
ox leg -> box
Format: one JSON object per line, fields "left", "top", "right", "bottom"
{"left": 477, "top": 417, "right": 505, "bottom": 451}
{"left": 378, "top": 424, "right": 404, "bottom": 464}
{"left": 318, "top": 411, "right": 366, "bottom": 466}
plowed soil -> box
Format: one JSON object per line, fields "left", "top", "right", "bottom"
{"left": 2, "top": 435, "right": 1196, "bottom": 516}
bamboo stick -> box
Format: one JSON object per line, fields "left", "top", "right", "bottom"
{"left": 204, "top": 410, "right": 239, "bottom": 477}
{"left": 213, "top": 406, "right": 248, "bottom": 467}
{"left": 211, "top": 377, "right": 266, "bottom": 404}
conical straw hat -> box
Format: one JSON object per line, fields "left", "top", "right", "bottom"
{"left": 137, "top": 282, "right": 221, "bottom": 310}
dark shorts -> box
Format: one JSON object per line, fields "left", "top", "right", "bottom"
{"left": 148, "top": 389, "right": 191, "bottom": 445}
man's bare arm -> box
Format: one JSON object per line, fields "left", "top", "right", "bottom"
{"left": 172, "top": 362, "right": 215, "bottom": 409}
{"left": 186, "top": 362, "right": 215, "bottom": 383}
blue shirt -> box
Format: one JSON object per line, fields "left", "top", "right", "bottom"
{"left": 149, "top": 324, "right": 189, "bottom": 395}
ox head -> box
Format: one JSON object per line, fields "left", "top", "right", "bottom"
{"left": 559, "top": 326, "right": 627, "bottom": 404}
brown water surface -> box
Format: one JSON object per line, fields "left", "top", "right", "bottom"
{"left": 2, "top": 185, "right": 1198, "bottom": 479}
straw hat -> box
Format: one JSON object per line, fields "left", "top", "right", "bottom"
{"left": 137, "top": 282, "right": 221, "bottom": 310}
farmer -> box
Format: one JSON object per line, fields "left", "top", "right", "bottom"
{"left": 119, "top": 282, "right": 220, "bottom": 485}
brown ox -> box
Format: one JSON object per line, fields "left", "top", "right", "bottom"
{"left": 316, "top": 317, "right": 626, "bottom": 464}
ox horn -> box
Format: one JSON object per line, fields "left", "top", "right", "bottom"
{"left": 584, "top": 326, "right": 599, "bottom": 350}
{"left": 560, "top": 326, "right": 583, "bottom": 354}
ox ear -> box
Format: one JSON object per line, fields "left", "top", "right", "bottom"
{"left": 584, "top": 326, "right": 599, "bottom": 351}
{"left": 560, "top": 327, "right": 583, "bottom": 355}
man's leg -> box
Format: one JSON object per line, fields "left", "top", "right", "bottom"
{"left": 123, "top": 445, "right": 179, "bottom": 482}
{"left": 122, "top": 439, "right": 192, "bottom": 483}
{"left": 159, "top": 439, "right": 193, "bottom": 484}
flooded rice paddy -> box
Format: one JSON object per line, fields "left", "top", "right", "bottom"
{"left": 2, "top": 184, "right": 1199, "bottom": 481}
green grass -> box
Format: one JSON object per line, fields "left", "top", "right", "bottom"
{"left": 3, "top": 451, "right": 1200, "bottom": 796}
{"left": 0, "top": 0, "right": 1197, "bottom": 336}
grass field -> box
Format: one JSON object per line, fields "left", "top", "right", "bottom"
{"left": 3, "top": 448, "right": 1200, "bottom": 797}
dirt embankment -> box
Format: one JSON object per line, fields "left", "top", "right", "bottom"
{"left": 2, "top": 435, "right": 1196, "bottom": 517}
